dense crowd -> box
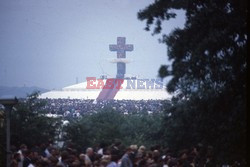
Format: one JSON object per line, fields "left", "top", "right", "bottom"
{"left": 10, "top": 141, "right": 231, "bottom": 167}
{"left": 11, "top": 99, "right": 244, "bottom": 166}
{"left": 31, "top": 99, "right": 168, "bottom": 117}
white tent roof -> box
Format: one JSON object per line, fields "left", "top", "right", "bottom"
{"left": 39, "top": 79, "right": 172, "bottom": 100}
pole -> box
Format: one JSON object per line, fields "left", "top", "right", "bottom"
{"left": 5, "top": 105, "right": 12, "bottom": 167}
{"left": 0, "top": 98, "right": 18, "bottom": 167}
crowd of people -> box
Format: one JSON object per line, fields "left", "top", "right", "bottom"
{"left": 11, "top": 99, "right": 244, "bottom": 166}
{"left": 28, "top": 99, "right": 169, "bottom": 117}
{"left": 10, "top": 141, "right": 226, "bottom": 167}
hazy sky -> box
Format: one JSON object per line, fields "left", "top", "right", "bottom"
{"left": 0, "top": 0, "right": 185, "bottom": 90}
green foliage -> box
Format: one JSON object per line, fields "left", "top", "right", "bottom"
{"left": 0, "top": 92, "right": 60, "bottom": 166}
{"left": 121, "top": 112, "right": 163, "bottom": 146}
{"left": 138, "top": 0, "right": 247, "bottom": 97}
{"left": 138, "top": 0, "right": 247, "bottom": 164}
{"left": 63, "top": 109, "right": 163, "bottom": 151}
{"left": 161, "top": 94, "right": 246, "bottom": 163}
{"left": 10, "top": 92, "right": 61, "bottom": 147}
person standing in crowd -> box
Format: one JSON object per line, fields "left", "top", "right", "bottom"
{"left": 120, "top": 147, "right": 134, "bottom": 167}
{"left": 22, "top": 150, "right": 32, "bottom": 167}
{"left": 57, "top": 150, "right": 69, "bottom": 167}
{"left": 85, "top": 147, "right": 94, "bottom": 167}
{"left": 11, "top": 152, "right": 21, "bottom": 167}
{"left": 17, "top": 144, "right": 27, "bottom": 167}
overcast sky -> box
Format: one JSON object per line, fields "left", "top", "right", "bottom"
{"left": 0, "top": 0, "right": 185, "bottom": 90}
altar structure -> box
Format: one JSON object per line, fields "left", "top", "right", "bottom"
{"left": 39, "top": 37, "right": 171, "bottom": 100}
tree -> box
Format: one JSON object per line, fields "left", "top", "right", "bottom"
{"left": 138, "top": 0, "right": 246, "bottom": 165}
{"left": 0, "top": 92, "right": 60, "bottom": 166}
{"left": 10, "top": 92, "right": 60, "bottom": 147}
{"left": 138, "top": 0, "right": 246, "bottom": 97}
{"left": 63, "top": 108, "right": 164, "bottom": 151}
